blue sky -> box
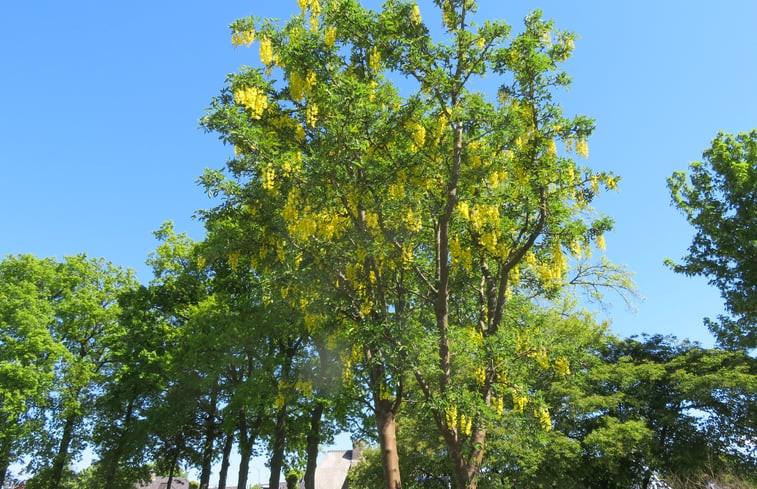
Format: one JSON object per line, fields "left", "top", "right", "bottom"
{"left": 2, "top": 0, "right": 755, "bottom": 482}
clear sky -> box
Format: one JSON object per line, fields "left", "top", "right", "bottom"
{"left": 2, "top": 0, "right": 755, "bottom": 483}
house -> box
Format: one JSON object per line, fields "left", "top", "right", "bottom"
{"left": 312, "top": 442, "right": 362, "bottom": 489}
{"left": 135, "top": 475, "right": 191, "bottom": 489}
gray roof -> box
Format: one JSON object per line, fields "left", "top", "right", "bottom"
{"left": 314, "top": 450, "right": 360, "bottom": 489}
{"left": 135, "top": 477, "right": 190, "bottom": 489}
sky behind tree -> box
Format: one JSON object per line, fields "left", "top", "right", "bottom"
{"left": 2, "top": 0, "right": 755, "bottom": 482}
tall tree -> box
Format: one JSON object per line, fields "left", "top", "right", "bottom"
{"left": 201, "top": 1, "right": 631, "bottom": 487}
{"left": 668, "top": 130, "right": 757, "bottom": 350}
{"left": 0, "top": 256, "right": 63, "bottom": 488}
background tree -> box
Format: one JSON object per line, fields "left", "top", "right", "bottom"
{"left": 0, "top": 256, "right": 63, "bottom": 488}
{"left": 668, "top": 130, "right": 757, "bottom": 350}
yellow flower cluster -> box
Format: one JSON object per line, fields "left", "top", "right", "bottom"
{"left": 468, "top": 204, "right": 500, "bottom": 232}
{"left": 228, "top": 250, "right": 241, "bottom": 270}
{"left": 575, "top": 138, "right": 589, "bottom": 158}
{"left": 261, "top": 164, "right": 276, "bottom": 191}
{"left": 534, "top": 406, "right": 552, "bottom": 431}
{"left": 306, "top": 103, "right": 319, "bottom": 127}
{"left": 547, "top": 138, "right": 558, "bottom": 156}
{"left": 534, "top": 348, "right": 549, "bottom": 370}
{"left": 368, "top": 46, "right": 381, "bottom": 75}
{"left": 476, "top": 37, "right": 486, "bottom": 50}
{"left": 511, "top": 390, "right": 528, "bottom": 413}
{"left": 449, "top": 236, "right": 473, "bottom": 273}
{"left": 231, "top": 29, "right": 255, "bottom": 47}
{"left": 596, "top": 234, "right": 606, "bottom": 251}
{"left": 487, "top": 170, "right": 507, "bottom": 188}
{"left": 445, "top": 405, "right": 458, "bottom": 428}
{"left": 325, "top": 26, "right": 337, "bottom": 47}
{"left": 402, "top": 245, "right": 414, "bottom": 268}
{"left": 304, "top": 311, "right": 322, "bottom": 333}
{"left": 289, "top": 70, "right": 317, "bottom": 102}
{"left": 388, "top": 182, "right": 405, "bottom": 200}
{"left": 406, "top": 120, "right": 426, "bottom": 151}
{"left": 474, "top": 366, "right": 486, "bottom": 387}
{"left": 403, "top": 208, "right": 422, "bottom": 232}
{"left": 364, "top": 211, "right": 379, "bottom": 229}
{"left": 259, "top": 37, "right": 273, "bottom": 65}
{"left": 554, "top": 356, "right": 571, "bottom": 377}
{"left": 459, "top": 414, "right": 472, "bottom": 436}
{"left": 411, "top": 4, "right": 422, "bottom": 25}
{"left": 234, "top": 86, "right": 268, "bottom": 119}
{"left": 491, "top": 396, "right": 504, "bottom": 417}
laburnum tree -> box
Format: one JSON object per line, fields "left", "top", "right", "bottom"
{"left": 200, "top": 1, "right": 631, "bottom": 488}
{"left": 668, "top": 130, "right": 757, "bottom": 350}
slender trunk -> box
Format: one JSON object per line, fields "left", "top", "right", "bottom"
{"left": 376, "top": 399, "right": 401, "bottom": 489}
{"left": 237, "top": 412, "right": 256, "bottom": 489}
{"left": 49, "top": 413, "right": 77, "bottom": 489}
{"left": 217, "top": 430, "right": 233, "bottom": 489}
{"left": 199, "top": 389, "right": 219, "bottom": 489}
{"left": 103, "top": 398, "right": 135, "bottom": 488}
{"left": 268, "top": 405, "right": 287, "bottom": 489}
{"left": 0, "top": 451, "right": 9, "bottom": 489}
{"left": 166, "top": 453, "right": 177, "bottom": 489}
{"left": 304, "top": 402, "right": 324, "bottom": 489}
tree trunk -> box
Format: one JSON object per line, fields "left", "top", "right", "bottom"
{"left": 166, "top": 453, "right": 177, "bottom": 489}
{"left": 103, "top": 398, "right": 135, "bottom": 488}
{"left": 376, "top": 399, "right": 401, "bottom": 489}
{"left": 304, "top": 402, "right": 324, "bottom": 489}
{"left": 199, "top": 389, "right": 219, "bottom": 489}
{"left": 217, "top": 430, "right": 233, "bottom": 489}
{"left": 237, "top": 412, "right": 257, "bottom": 489}
{"left": 269, "top": 405, "right": 287, "bottom": 489}
{"left": 49, "top": 413, "right": 77, "bottom": 489}
{"left": 0, "top": 451, "right": 9, "bottom": 489}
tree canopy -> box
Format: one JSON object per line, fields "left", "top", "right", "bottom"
{"left": 668, "top": 130, "right": 757, "bottom": 350}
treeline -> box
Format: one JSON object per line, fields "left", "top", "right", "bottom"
{"left": 1, "top": 249, "right": 755, "bottom": 489}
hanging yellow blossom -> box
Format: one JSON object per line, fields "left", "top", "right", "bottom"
{"left": 259, "top": 37, "right": 273, "bottom": 65}
{"left": 368, "top": 46, "right": 381, "bottom": 75}
{"left": 406, "top": 120, "right": 426, "bottom": 151}
{"left": 576, "top": 138, "right": 589, "bottom": 158}
{"left": 605, "top": 175, "right": 618, "bottom": 190}
{"left": 547, "top": 138, "right": 557, "bottom": 156}
{"left": 492, "top": 396, "right": 504, "bottom": 417}
{"left": 456, "top": 201, "right": 470, "bottom": 220}
{"left": 554, "top": 357, "right": 571, "bottom": 377}
{"left": 228, "top": 250, "right": 241, "bottom": 271}
{"left": 234, "top": 86, "right": 268, "bottom": 119}
{"left": 459, "top": 414, "right": 472, "bottom": 436}
{"left": 596, "top": 234, "right": 606, "bottom": 251}
{"left": 231, "top": 29, "right": 255, "bottom": 47}
{"left": 410, "top": 4, "right": 422, "bottom": 25}
{"left": 590, "top": 175, "right": 600, "bottom": 193}
{"left": 535, "top": 406, "right": 552, "bottom": 431}
{"left": 290, "top": 71, "right": 305, "bottom": 101}
{"left": 306, "top": 103, "right": 319, "bottom": 127}
{"left": 476, "top": 37, "right": 486, "bottom": 50}
{"left": 261, "top": 164, "right": 276, "bottom": 191}
{"left": 535, "top": 348, "right": 549, "bottom": 370}
{"left": 511, "top": 390, "right": 528, "bottom": 413}
{"left": 474, "top": 367, "right": 487, "bottom": 387}
{"left": 325, "top": 26, "right": 337, "bottom": 47}
{"left": 445, "top": 405, "right": 458, "bottom": 428}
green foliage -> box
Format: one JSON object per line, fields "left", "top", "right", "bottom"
{"left": 668, "top": 130, "right": 757, "bottom": 349}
